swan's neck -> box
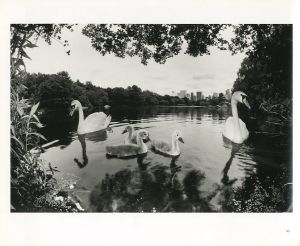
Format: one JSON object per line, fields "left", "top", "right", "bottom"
{"left": 137, "top": 136, "right": 147, "bottom": 152}
{"left": 78, "top": 105, "right": 85, "bottom": 129}
{"left": 231, "top": 99, "right": 242, "bottom": 139}
{"left": 171, "top": 136, "right": 180, "bottom": 152}
{"left": 128, "top": 128, "right": 133, "bottom": 139}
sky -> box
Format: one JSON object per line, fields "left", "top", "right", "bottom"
{"left": 25, "top": 25, "right": 246, "bottom": 97}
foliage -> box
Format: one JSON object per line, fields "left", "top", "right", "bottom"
{"left": 11, "top": 24, "right": 74, "bottom": 60}
{"left": 10, "top": 24, "right": 79, "bottom": 212}
{"left": 231, "top": 176, "right": 291, "bottom": 212}
{"left": 82, "top": 24, "right": 229, "bottom": 65}
{"left": 10, "top": 85, "right": 77, "bottom": 212}
{"left": 231, "top": 25, "right": 292, "bottom": 125}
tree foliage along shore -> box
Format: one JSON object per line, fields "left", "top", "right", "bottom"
{"left": 20, "top": 71, "right": 229, "bottom": 126}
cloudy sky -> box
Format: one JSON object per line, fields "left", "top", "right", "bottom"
{"left": 25, "top": 25, "right": 246, "bottom": 97}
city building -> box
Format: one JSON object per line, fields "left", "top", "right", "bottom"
{"left": 178, "top": 90, "right": 187, "bottom": 99}
{"left": 196, "top": 91, "right": 202, "bottom": 101}
{"left": 191, "top": 92, "right": 195, "bottom": 101}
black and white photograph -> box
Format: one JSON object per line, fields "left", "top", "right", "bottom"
{"left": 10, "top": 24, "right": 293, "bottom": 213}
{"left": 1, "top": 0, "right": 299, "bottom": 245}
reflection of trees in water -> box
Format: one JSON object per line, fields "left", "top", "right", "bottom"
{"left": 90, "top": 156, "right": 214, "bottom": 212}
{"left": 110, "top": 106, "right": 160, "bottom": 122}
{"left": 215, "top": 135, "right": 292, "bottom": 212}
{"left": 109, "top": 106, "right": 232, "bottom": 125}
{"left": 245, "top": 131, "right": 291, "bottom": 211}
{"left": 40, "top": 120, "right": 75, "bottom": 147}
{"left": 233, "top": 138, "right": 292, "bottom": 212}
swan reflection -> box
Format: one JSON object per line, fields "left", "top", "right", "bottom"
{"left": 74, "top": 129, "right": 109, "bottom": 168}
{"left": 221, "top": 143, "right": 240, "bottom": 185}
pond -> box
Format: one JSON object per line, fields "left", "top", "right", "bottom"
{"left": 40, "top": 106, "right": 292, "bottom": 212}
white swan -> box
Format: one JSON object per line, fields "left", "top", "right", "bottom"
{"left": 122, "top": 125, "right": 137, "bottom": 144}
{"left": 151, "top": 130, "right": 184, "bottom": 157}
{"left": 222, "top": 91, "right": 251, "bottom": 144}
{"left": 106, "top": 129, "right": 150, "bottom": 157}
{"left": 70, "top": 100, "right": 112, "bottom": 135}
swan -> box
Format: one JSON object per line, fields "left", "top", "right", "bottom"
{"left": 151, "top": 130, "right": 184, "bottom": 157}
{"left": 106, "top": 129, "right": 150, "bottom": 158}
{"left": 222, "top": 91, "right": 251, "bottom": 144}
{"left": 122, "top": 125, "right": 137, "bottom": 144}
{"left": 70, "top": 100, "right": 112, "bottom": 135}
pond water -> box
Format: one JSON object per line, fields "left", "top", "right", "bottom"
{"left": 40, "top": 106, "right": 292, "bottom": 212}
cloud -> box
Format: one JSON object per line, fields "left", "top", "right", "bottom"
{"left": 192, "top": 73, "right": 215, "bottom": 80}
{"left": 147, "top": 74, "right": 168, "bottom": 80}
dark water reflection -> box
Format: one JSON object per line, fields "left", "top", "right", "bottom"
{"left": 40, "top": 106, "right": 292, "bottom": 212}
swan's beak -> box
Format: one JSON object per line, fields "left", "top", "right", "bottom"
{"left": 69, "top": 109, "right": 75, "bottom": 116}
{"left": 178, "top": 137, "right": 184, "bottom": 143}
{"left": 143, "top": 136, "right": 151, "bottom": 143}
{"left": 122, "top": 129, "right": 128, "bottom": 134}
{"left": 243, "top": 99, "right": 251, "bottom": 110}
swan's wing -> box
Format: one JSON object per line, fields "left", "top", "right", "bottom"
{"left": 84, "top": 112, "right": 111, "bottom": 132}
{"left": 85, "top": 112, "right": 107, "bottom": 125}
{"left": 222, "top": 117, "right": 234, "bottom": 139}
{"left": 223, "top": 117, "right": 249, "bottom": 143}
{"left": 104, "top": 115, "right": 112, "bottom": 128}
{"left": 151, "top": 140, "right": 172, "bottom": 152}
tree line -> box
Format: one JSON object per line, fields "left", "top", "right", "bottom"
{"left": 19, "top": 71, "right": 229, "bottom": 124}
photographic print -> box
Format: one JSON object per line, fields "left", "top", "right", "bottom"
{"left": 10, "top": 24, "right": 292, "bottom": 213}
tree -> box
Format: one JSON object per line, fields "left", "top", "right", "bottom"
{"left": 38, "top": 72, "right": 73, "bottom": 108}
{"left": 107, "top": 87, "right": 129, "bottom": 106}
{"left": 218, "top": 93, "right": 226, "bottom": 104}
{"left": 20, "top": 73, "right": 49, "bottom": 102}
{"left": 231, "top": 25, "right": 292, "bottom": 122}
{"left": 143, "top": 90, "right": 160, "bottom": 105}
{"left": 82, "top": 24, "right": 228, "bottom": 65}
{"left": 127, "top": 85, "right": 144, "bottom": 106}
{"left": 72, "top": 80, "right": 91, "bottom": 108}
{"left": 11, "top": 24, "right": 74, "bottom": 80}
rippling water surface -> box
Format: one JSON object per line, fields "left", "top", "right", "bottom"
{"left": 40, "top": 106, "right": 291, "bottom": 212}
